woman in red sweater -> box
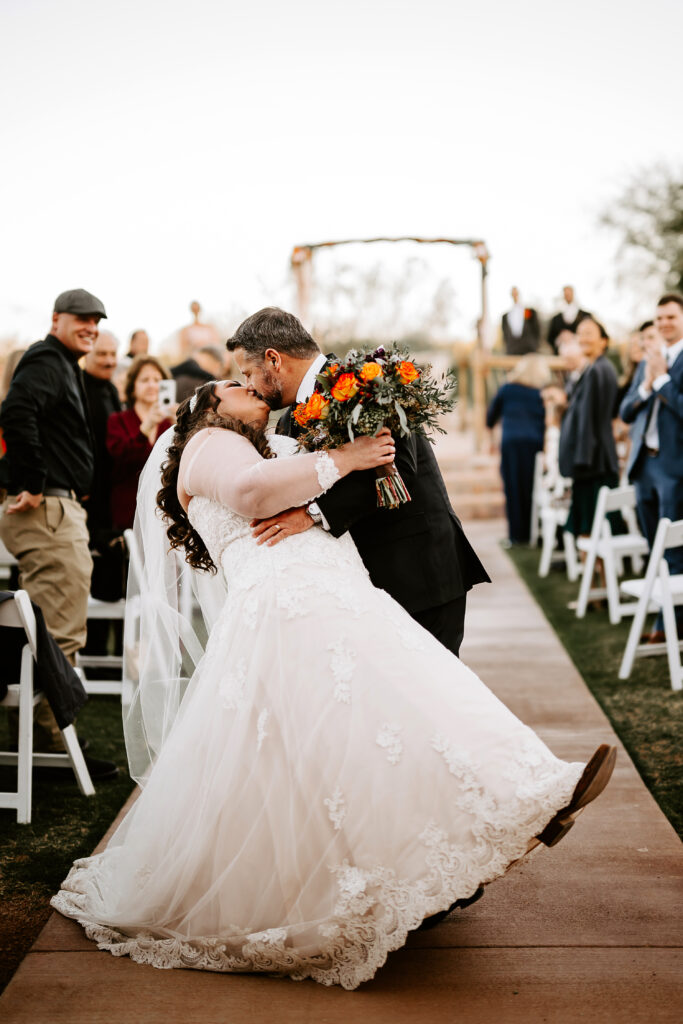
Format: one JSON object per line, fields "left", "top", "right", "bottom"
{"left": 107, "top": 356, "right": 175, "bottom": 531}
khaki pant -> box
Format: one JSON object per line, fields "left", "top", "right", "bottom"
{"left": 1, "top": 496, "right": 93, "bottom": 751}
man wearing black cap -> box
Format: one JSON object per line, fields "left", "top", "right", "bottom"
{"left": 0, "top": 289, "right": 118, "bottom": 778}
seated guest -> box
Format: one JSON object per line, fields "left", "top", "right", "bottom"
{"left": 559, "top": 317, "right": 619, "bottom": 537}
{"left": 486, "top": 354, "right": 550, "bottom": 544}
{"left": 107, "top": 356, "right": 174, "bottom": 531}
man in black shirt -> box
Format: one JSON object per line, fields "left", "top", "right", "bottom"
{"left": 82, "top": 329, "right": 122, "bottom": 553}
{"left": 0, "top": 289, "right": 118, "bottom": 776}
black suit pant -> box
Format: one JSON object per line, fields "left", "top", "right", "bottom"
{"left": 410, "top": 593, "right": 467, "bottom": 658}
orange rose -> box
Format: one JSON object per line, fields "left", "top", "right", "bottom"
{"left": 360, "top": 361, "right": 383, "bottom": 382}
{"left": 327, "top": 363, "right": 340, "bottom": 376}
{"left": 307, "top": 391, "right": 330, "bottom": 420}
{"left": 293, "top": 400, "right": 312, "bottom": 427}
{"left": 330, "top": 372, "right": 360, "bottom": 402}
{"left": 396, "top": 360, "right": 419, "bottom": 384}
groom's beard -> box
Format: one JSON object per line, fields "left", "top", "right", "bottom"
{"left": 254, "top": 367, "right": 285, "bottom": 410}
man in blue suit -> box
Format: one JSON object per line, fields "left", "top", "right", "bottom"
{"left": 620, "top": 293, "right": 683, "bottom": 641}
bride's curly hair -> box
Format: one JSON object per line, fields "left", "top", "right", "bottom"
{"left": 157, "top": 381, "right": 274, "bottom": 573}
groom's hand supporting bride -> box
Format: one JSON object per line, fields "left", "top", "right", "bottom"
{"left": 252, "top": 430, "right": 395, "bottom": 546}
{"left": 251, "top": 506, "right": 314, "bottom": 546}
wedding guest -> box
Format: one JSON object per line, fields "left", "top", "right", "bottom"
{"left": 107, "top": 356, "right": 174, "bottom": 531}
{"left": 127, "top": 329, "right": 150, "bottom": 359}
{"left": 547, "top": 285, "right": 591, "bottom": 353}
{"left": 0, "top": 348, "right": 27, "bottom": 403}
{"left": 0, "top": 348, "right": 26, "bottom": 458}
{"left": 487, "top": 354, "right": 551, "bottom": 545}
{"left": 540, "top": 385, "right": 570, "bottom": 499}
{"left": 559, "top": 317, "right": 619, "bottom": 537}
{"left": 619, "top": 294, "right": 683, "bottom": 642}
{"left": 171, "top": 352, "right": 216, "bottom": 404}
{"left": 82, "top": 330, "right": 125, "bottom": 602}
{"left": 81, "top": 331, "right": 125, "bottom": 670}
{"left": 195, "top": 345, "right": 228, "bottom": 379}
{"left": 501, "top": 287, "right": 541, "bottom": 355}
{"left": 558, "top": 331, "right": 588, "bottom": 396}
{"left": 0, "top": 288, "right": 117, "bottom": 779}
{"left": 178, "top": 300, "right": 222, "bottom": 354}
{"left": 615, "top": 322, "right": 655, "bottom": 414}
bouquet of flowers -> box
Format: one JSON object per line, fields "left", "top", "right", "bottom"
{"left": 293, "top": 344, "right": 457, "bottom": 508}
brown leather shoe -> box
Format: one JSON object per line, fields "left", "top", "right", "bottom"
{"left": 538, "top": 744, "right": 617, "bottom": 848}
{"left": 641, "top": 630, "right": 666, "bottom": 644}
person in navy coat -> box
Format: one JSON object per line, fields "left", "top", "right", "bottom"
{"left": 619, "top": 293, "right": 683, "bottom": 640}
{"left": 487, "top": 354, "right": 551, "bottom": 544}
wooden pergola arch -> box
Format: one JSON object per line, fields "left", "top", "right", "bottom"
{"left": 290, "top": 236, "right": 491, "bottom": 350}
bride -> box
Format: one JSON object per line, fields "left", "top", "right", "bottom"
{"left": 53, "top": 379, "right": 616, "bottom": 990}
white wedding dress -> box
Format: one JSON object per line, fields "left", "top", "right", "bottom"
{"left": 53, "top": 432, "right": 584, "bottom": 990}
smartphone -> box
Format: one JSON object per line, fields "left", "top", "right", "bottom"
{"left": 158, "top": 379, "right": 177, "bottom": 408}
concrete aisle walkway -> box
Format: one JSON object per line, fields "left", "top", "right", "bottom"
{"left": 2, "top": 521, "right": 682, "bottom": 1023}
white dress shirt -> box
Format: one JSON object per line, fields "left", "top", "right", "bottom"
{"left": 507, "top": 304, "right": 524, "bottom": 338}
{"left": 561, "top": 301, "right": 579, "bottom": 325}
{"left": 638, "top": 336, "right": 683, "bottom": 451}
{"left": 296, "top": 352, "right": 328, "bottom": 403}
{"left": 295, "top": 351, "right": 329, "bottom": 528}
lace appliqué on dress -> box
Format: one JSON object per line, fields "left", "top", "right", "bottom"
{"left": 324, "top": 786, "right": 346, "bottom": 830}
{"left": 327, "top": 638, "right": 355, "bottom": 703}
{"left": 220, "top": 659, "right": 248, "bottom": 710}
{"left": 376, "top": 722, "right": 403, "bottom": 765}
{"left": 315, "top": 451, "right": 340, "bottom": 491}
{"left": 256, "top": 709, "right": 270, "bottom": 751}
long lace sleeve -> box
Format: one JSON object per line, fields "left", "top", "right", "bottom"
{"left": 179, "top": 429, "right": 340, "bottom": 518}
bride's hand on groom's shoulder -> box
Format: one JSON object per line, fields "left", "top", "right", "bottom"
{"left": 251, "top": 507, "right": 314, "bottom": 546}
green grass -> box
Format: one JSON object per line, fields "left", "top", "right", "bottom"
{"left": 506, "top": 544, "right": 683, "bottom": 840}
{"left": 0, "top": 696, "right": 134, "bottom": 993}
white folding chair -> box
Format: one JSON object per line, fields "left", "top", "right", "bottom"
{"left": 618, "top": 518, "right": 683, "bottom": 691}
{"left": 0, "top": 590, "right": 95, "bottom": 823}
{"left": 538, "top": 505, "right": 580, "bottom": 581}
{"left": 575, "top": 485, "right": 649, "bottom": 624}
{"left": 76, "top": 588, "right": 127, "bottom": 696}
{"left": 533, "top": 450, "right": 579, "bottom": 581}
{"left": 529, "top": 451, "right": 545, "bottom": 549}
{"left": 0, "top": 534, "right": 17, "bottom": 583}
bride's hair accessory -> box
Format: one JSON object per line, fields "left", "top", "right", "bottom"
{"left": 189, "top": 393, "right": 199, "bottom": 414}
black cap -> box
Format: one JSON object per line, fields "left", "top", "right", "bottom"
{"left": 53, "top": 288, "right": 107, "bottom": 319}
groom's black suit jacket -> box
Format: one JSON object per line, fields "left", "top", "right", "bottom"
{"left": 276, "top": 365, "right": 489, "bottom": 616}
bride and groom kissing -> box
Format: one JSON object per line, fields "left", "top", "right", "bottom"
{"left": 227, "top": 305, "right": 490, "bottom": 656}
{"left": 52, "top": 305, "right": 617, "bottom": 990}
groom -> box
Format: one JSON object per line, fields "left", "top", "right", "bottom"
{"left": 227, "top": 307, "right": 489, "bottom": 657}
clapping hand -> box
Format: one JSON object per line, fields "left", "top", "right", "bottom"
{"left": 644, "top": 347, "right": 667, "bottom": 390}
{"left": 139, "top": 403, "right": 165, "bottom": 442}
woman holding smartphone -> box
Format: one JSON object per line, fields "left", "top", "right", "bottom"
{"left": 106, "top": 356, "right": 176, "bottom": 531}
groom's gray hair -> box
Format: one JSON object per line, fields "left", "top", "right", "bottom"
{"left": 227, "top": 307, "right": 320, "bottom": 360}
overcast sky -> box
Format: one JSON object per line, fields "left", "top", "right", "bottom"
{"left": 1, "top": 0, "right": 682, "bottom": 351}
